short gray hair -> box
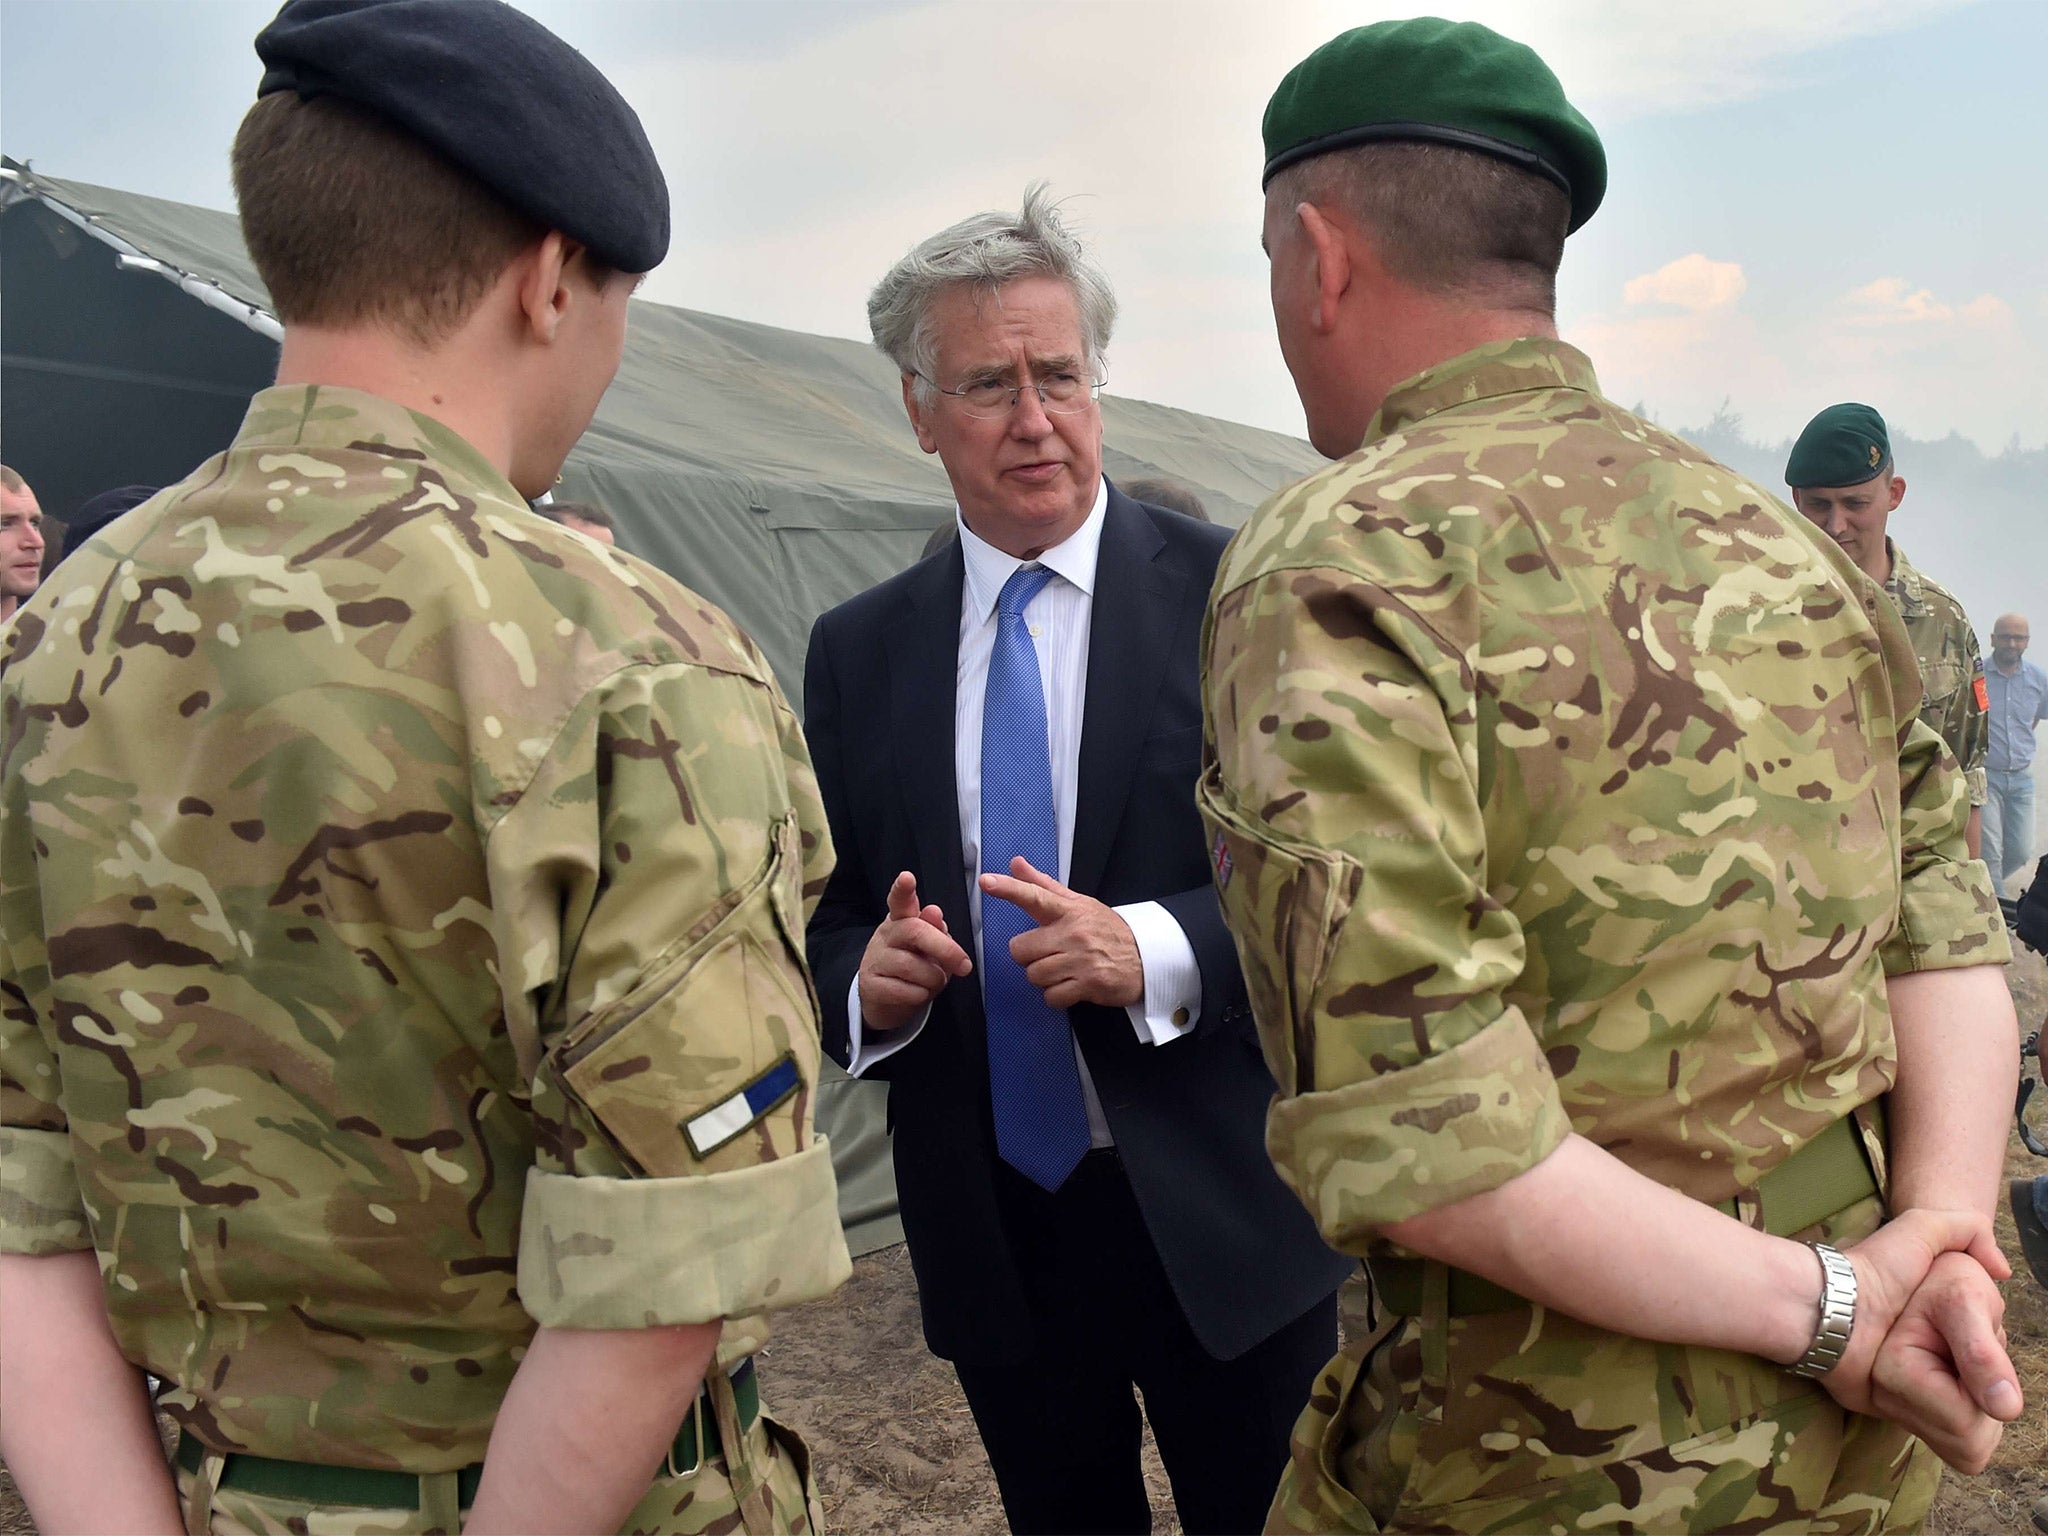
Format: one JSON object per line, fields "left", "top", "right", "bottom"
{"left": 868, "top": 183, "right": 1117, "bottom": 403}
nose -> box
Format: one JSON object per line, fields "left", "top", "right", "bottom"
{"left": 22, "top": 524, "right": 43, "bottom": 553}
{"left": 1006, "top": 386, "right": 1055, "bottom": 437}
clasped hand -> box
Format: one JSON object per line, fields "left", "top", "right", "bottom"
{"left": 857, "top": 859, "right": 1143, "bottom": 1033}
{"left": 1824, "top": 1209, "right": 2024, "bottom": 1473}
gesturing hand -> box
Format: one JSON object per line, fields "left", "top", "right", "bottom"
{"left": 1869, "top": 1250, "right": 2024, "bottom": 1473}
{"left": 977, "top": 857, "right": 1143, "bottom": 1010}
{"left": 857, "top": 871, "right": 971, "bottom": 1033}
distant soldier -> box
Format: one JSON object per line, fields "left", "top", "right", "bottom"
{"left": 1201, "top": 17, "right": 2022, "bottom": 1532}
{"left": 1788, "top": 403, "right": 1989, "bottom": 859}
{"left": 0, "top": 3, "right": 846, "bottom": 1534}
{"left": 0, "top": 465, "right": 46, "bottom": 624}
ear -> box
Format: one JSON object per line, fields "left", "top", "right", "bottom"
{"left": 1886, "top": 475, "right": 1906, "bottom": 511}
{"left": 516, "top": 232, "right": 579, "bottom": 345}
{"left": 1297, "top": 202, "right": 1352, "bottom": 336}
{"left": 903, "top": 374, "right": 939, "bottom": 455}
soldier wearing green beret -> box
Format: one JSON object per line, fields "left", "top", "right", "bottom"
{"left": 1787, "top": 403, "right": 1989, "bottom": 863}
{"left": 1200, "top": 16, "right": 2023, "bottom": 1533}
{"left": 0, "top": 3, "right": 846, "bottom": 1533}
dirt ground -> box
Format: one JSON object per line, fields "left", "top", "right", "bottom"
{"left": 4, "top": 950, "right": 2045, "bottom": 1535}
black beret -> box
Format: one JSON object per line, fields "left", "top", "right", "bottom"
{"left": 1786, "top": 403, "right": 1892, "bottom": 489}
{"left": 1263, "top": 17, "right": 1606, "bottom": 234}
{"left": 255, "top": 0, "right": 669, "bottom": 273}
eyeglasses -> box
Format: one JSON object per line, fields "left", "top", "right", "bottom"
{"left": 921, "top": 370, "right": 1104, "bottom": 419}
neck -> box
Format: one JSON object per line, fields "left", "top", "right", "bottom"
{"left": 1357, "top": 304, "right": 1557, "bottom": 430}
{"left": 0, "top": 595, "right": 16, "bottom": 622}
{"left": 1865, "top": 541, "right": 1894, "bottom": 586}
{"left": 274, "top": 327, "right": 517, "bottom": 482}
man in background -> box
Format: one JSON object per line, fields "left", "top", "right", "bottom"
{"left": 0, "top": 1, "right": 845, "bottom": 1532}
{"left": 1118, "top": 476, "right": 1210, "bottom": 523}
{"left": 548, "top": 498, "right": 619, "bottom": 546}
{"left": 1985, "top": 612, "right": 2047, "bottom": 892}
{"left": 0, "top": 465, "right": 45, "bottom": 625}
{"left": 1787, "top": 404, "right": 1988, "bottom": 859}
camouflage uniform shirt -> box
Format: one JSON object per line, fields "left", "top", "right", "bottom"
{"left": 0, "top": 386, "right": 850, "bottom": 1471}
{"left": 1884, "top": 539, "right": 1988, "bottom": 807}
{"left": 1200, "top": 337, "right": 2008, "bottom": 1247}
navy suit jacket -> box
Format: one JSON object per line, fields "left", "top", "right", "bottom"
{"left": 804, "top": 485, "right": 1349, "bottom": 1362}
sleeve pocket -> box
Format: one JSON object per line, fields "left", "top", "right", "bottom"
{"left": 1194, "top": 762, "right": 1360, "bottom": 1097}
{"left": 553, "top": 814, "right": 823, "bottom": 1178}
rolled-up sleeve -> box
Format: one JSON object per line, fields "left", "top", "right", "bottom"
{"left": 1199, "top": 569, "right": 1569, "bottom": 1250}
{"left": 1882, "top": 715, "right": 2010, "bottom": 975}
{"left": 490, "top": 659, "right": 850, "bottom": 1328}
{"left": 2, "top": 862, "right": 90, "bottom": 1255}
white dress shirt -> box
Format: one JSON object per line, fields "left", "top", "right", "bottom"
{"left": 845, "top": 481, "right": 1201, "bottom": 1143}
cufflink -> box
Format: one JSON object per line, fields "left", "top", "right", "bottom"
{"left": 1172, "top": 1007, "right": 1190, "bottom": 1027}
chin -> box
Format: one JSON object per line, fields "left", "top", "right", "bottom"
{"left": 1307, "top": 420, "right": 1367, "bottom": 461}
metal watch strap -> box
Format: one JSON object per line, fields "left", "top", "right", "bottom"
{"left": 1789, "top": 1241, "right": 1858, "bottom": 1379}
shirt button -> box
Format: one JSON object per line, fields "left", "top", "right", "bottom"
{"left": 1171, "top": 1007, "right": 1190, "bottom": 1027}
{"left": 1029, "top": 624, "right": 1044, "bottom": 638}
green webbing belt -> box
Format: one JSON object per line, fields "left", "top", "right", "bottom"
{"left": 1370, "top": 1114, "right": 1879, "bottom": 1318}
{"left": 173, "top": 1358, "right": 758, "bottom": 1510}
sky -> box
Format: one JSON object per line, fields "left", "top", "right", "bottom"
{"left": 3, "top": 0, "right": 2044, "bottom": 453}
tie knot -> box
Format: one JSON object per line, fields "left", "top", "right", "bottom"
{"left": 998, "top": 565, "right": 1056, "bottom": 620}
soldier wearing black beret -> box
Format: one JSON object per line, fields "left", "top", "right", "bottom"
{"left": 0, "top": 3, "right": 850, "bottom": 1533}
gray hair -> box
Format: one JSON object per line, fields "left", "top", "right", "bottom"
{"left": 867, "top": 183, "right": 1118, "bottom": 404}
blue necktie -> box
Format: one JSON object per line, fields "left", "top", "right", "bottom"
{"left": 980, "top": 565, "right": 1091, "bottom": 1192}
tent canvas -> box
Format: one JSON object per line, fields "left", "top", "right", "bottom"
{"left": 2, "top": 160, "right": 1325, "bottom": 1254}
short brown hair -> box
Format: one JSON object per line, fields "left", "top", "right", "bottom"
{"left": 548, "top": 501, "right": 614, "bottom": 531}
{"left": 1272, "top": 142, "right": 1569, "bottom": 313}
{"left": 0, "top": 464, "right": 27, "bottom": 495}
{"left": 1121, "top": 477, "right": 1211, "bottom": 522}
{"left": 232, "top": 92, "right": 546, "bottom": 345}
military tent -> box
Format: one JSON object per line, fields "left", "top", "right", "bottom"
{"left": 1, "top": 159, "right": 1324, "bottom": 1253}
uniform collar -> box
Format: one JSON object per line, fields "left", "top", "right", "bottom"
{"left": 1882, "top": 539, "right": 1927, "bottom": 618}
{"left": 234, "top": 384, "right": 525, "bottom": 508}
{"left": 958, "top": 477, "right": 1109, "bottom": 624}
{"left": 1365, "top": 336, "right": 1601, "bottom": 443}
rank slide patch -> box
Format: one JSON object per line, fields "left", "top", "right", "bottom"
{"left": 683, "top": 1056, "right": 800, "bottom": 1158}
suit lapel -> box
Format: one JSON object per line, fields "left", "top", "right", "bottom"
{"left": 885, "top": 546, "right": 980, "bottom": 1016}
{"left": 1071, "top": 490, "right": 1182, "bottom": 897}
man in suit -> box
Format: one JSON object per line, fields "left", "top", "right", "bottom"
{"left": 804, "top": 188, "right": 1351, "bottom": 1535}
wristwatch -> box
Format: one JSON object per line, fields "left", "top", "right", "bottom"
{"left": 1789, "top": 1242, "right": 1858, "bottom": 1379}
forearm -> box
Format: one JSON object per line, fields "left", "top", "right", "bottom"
{"left": 1384, "top": 1134, "right": 1823, "bottom": 1364}
{"left": 1965, "top": 805, "right": 1982, "bottom": 861}
{"left": 0, "top": 1251, "right": 180, "bottom": 1535}
{"left": 1884, "top": 964, "right": 2017, "bottom": 1218}
{"left": 465, "top": 1320, "right": 721, "bottom": 1535}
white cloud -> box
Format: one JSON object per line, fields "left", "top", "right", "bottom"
{"left": 1842, "top": 278, "right": 2014, "bottom": 330}
{"left": 1624, "top": 254, "right": 1748, "bottom": 311}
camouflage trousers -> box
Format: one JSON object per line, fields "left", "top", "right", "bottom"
{"left": 1268, "top": 1229, "right": 1941, "bottom": 1535}
{"left": 173, "top": 1413, "right": 822, "bottom": 1536}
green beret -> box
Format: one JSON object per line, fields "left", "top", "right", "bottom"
{"left": 1786, "top": 403, "right": 1892, "bottom": 489}
{"left": 1262, "top": 17, "right": 1606, "bottom": 233}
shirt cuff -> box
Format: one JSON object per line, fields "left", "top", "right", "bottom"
{"left": 1964, "top": 766, "right": 1988, "bottom": 807}
{"left": 517, "top": 1136, "right": 850, "bottom": 1329}
{"left": 845, "top": 975, "right": 929, "bottom": 1075}
{"left": 0, "top": 1126, "right": 93, "bottom": 1256}
{"left": 1112, "top": 900, "right": 1200, "bottom": 1045}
